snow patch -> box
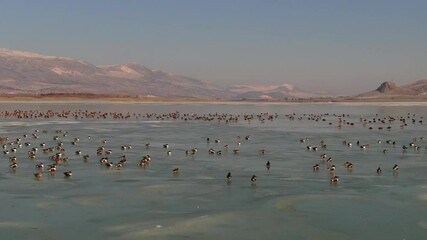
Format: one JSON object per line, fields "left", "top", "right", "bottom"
{"left": 230, "top": 83, "right": 294, "bottom": 93}
{"left": 258, "top": 95, "right": 273, "bottom": 99}
{"left": 0, "top": 48, "right": 75, "bottom": 61}
{"left": 280, "top": 83, "right": 294, "bottom": 91}
{"left": 50, "top": 67, "right": 81, "bottom": 75}
{"left": 120, "top": 65, "right": 139, "bottom": 75}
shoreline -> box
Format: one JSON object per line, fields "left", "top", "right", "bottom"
{"left": 0, "top": 95, "right": 427, "bottom": 103}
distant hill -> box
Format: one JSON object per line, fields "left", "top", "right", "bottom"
{"left": 357, "top": 80, "right": 427, "bottom": 99}
{"left": 9, "top": 48, "right": 422, "bottom": 101}
{"left": 230, "top": 83, "right": 318, "bottom": 99}
{"left": 0, "top": 48, "right": 233, "bottom": 99}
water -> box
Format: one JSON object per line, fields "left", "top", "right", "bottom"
{"left": 0, "top": 102, "right": 426, "bottom": 239}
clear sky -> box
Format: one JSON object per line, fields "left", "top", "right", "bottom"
{"left": 1, "top": 0, "right": 427, "bottom": 95}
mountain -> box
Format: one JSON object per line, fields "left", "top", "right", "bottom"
{"left": 0, "top": 48, "right": 232, "bottom": 99}
{"left": 357, "top": 80, "right": 427, "bottom": 99}
{"left": 230, "top": 83, "right": 318, "bottom": 99}
{"left": 405, "top": 80, "right": 427, "bottom": 95}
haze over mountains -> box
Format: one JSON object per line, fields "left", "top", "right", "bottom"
{"left": 1, "top": 48, "right": 426, "bottom": 100}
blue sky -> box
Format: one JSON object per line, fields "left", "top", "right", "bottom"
{"left": 1, "top": 0, "right": 427, "bottom": 95}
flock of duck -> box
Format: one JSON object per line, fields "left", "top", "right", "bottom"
{"left": 311, "top": 150, "right": 401, "bottom": 184}
{"left": 0, "top": 109, "right": 425, "bottom": 185}
{"left": 1, "top": 128, "right": 265, "bottom": 184}
{"left": 305, "top": 133, "right": 426, "bottom": 184}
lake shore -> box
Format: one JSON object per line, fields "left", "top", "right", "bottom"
{"left": 1, "top": 94, "right": 427, "bottom": 103}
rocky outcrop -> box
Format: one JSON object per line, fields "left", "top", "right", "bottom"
{"left": 375, "top": 81, "right": 398, "bottom": 93}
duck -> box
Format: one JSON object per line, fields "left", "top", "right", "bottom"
{"left": 313, "top": 164, "right": 320, "bottom": 171}
{"left": 360, "top": 144, "right": 369, "bottom": 149}
{"left": 376, "top": 166, "right": 382, "bottom": 174}
{"left": 63, "top": 171, "right": 73, "bottom": 177}
{"left": 251, "top": 175, "right": 257, "bottom": 184}
{"left": 97, "top": 145, "right": 105, "bottom": 151}
{"left": 330, "top": 176, "right": 339, "bottom": 183}
{"left": 393, "top": 164, "right": 399, "bottom": 171}
{"left": 36, "top": 163, "right": 44, "bottom": 169}
{"left": 121, "top": 145, "right": 132, "bottom": 150}
{"left": 266, "top": 161, "right": 271, "bottom": 169}
{"left": 138, "top": 159, "right": 149, "bottom": 167}
{"left": 119, "top": 155, "right": 127, "bottom": 163}
{"left": 34, "top": 172, "right": 43, "bottom": 178}
{"left": 172, "top": 168, "right": 179, "bottom": 174}
{"left": 9, "top": 162, "right": 17, "bottom": 169}
{"left": 226, "top": 172, "right": 232, "bottom": 181}
{"left": 145, "top": 154, "right": 152, "bottom": 160}
{"left": 344, "top": 162, "right": 353, "bottom": 169}
{"left": 99, "top": 157, "right": 108, "bottom": 164}
{"left": 326, "top": 158, "right": 333, "bottom": 166}
{"left": 48, "top": 165, "right": 57, "bottom": 172}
